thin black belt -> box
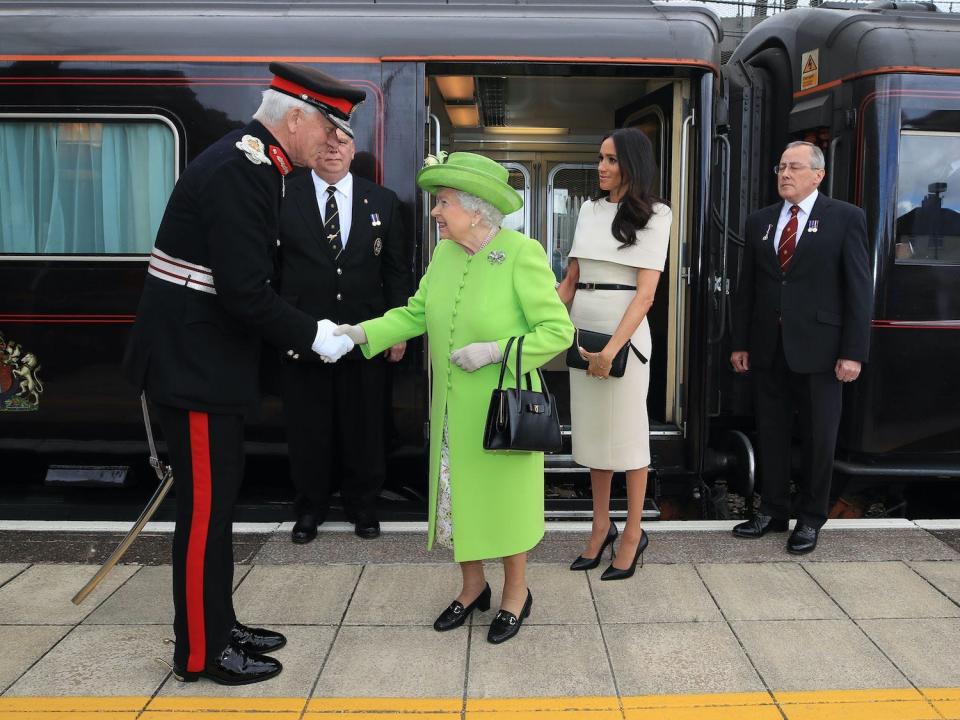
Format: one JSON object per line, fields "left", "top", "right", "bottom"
{"left": 576, "top": 283, "right": 636, "bottom": 291}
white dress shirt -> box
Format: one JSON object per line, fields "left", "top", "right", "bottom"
{"left": 774, "top": 189, "right": 819, "bottom": 251}
{"left": 313, "top": 171, "right": 353, "bottom": 249}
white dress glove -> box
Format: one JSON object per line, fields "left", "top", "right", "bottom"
{"left": 313, "top": 319, "right": 354, "bottom": 362}
{"left": 450, "top": 341, "right": 503, "bottom": 372}
{"left": 334, "top": 323, "right": 368, "bottom": 345}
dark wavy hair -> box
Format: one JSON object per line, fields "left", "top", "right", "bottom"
{"left": 600, "top": 127, "right": 664, "bottom": 248}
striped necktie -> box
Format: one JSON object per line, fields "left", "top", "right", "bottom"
{"left": 778, "top": 204, "right": 800, "bottom": 272}
{"left": 324, "top": 186, "right": 342, "bottom": 256}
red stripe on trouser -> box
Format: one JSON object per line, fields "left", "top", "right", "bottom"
{"left": 186, "top": 411, "right": 213, "bottom": 673}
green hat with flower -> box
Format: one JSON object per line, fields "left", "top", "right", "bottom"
{"left": 416, "top": 151, "right": 523, "bottom": 215}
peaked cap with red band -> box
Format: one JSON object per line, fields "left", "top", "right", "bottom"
{"left": 268, "top": 62, "right": 366, "bottom": 138}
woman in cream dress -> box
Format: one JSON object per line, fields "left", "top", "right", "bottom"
{"left": 557, "top": 127, "right": 671, "bottom": 581}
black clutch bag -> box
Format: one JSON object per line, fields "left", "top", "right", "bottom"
{"left": 565, "top": 328, "right": 648, "bottom": 378}
{"left": 483, "top": 336, "right": 562, "bottom": 453}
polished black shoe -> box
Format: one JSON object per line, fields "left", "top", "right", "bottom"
{"left": 231, "top": 621, "right": 286, "bottom": 654}
{"left": 570, "top": 522, "right": 619, "bottom": 571}
{"left": 434, "top": 583, "right": 491, "bottom": 631}
{"left": 732, "top": 513, "right": 789, "bottom": 538}
{"left": 487, "top": 589, "right": 533, "bottom": 644}
{"left": 173, "top": 642, "right": 282, "bottom": 685}
{"left": 354, "top": 515, "right": 381, "bottom": 540}
{"left": 600, "top": 529, "right": 648, "bottom": 581}
{"left": 788, "top": 523, "right": 819, "bottom": 554}
{"left": 291, "top": 513, "right": 321, "bottom": 544}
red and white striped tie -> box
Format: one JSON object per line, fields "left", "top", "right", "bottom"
{"left": 778, "top": 204, "right": 800, "bottom": 272}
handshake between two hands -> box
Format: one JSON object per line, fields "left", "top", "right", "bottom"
{"left": 311, "top": 319, "right": 368, "bottom": 363}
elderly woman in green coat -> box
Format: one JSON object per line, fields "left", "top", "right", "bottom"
{"left": 335, "top": 152, "right": 573, "bottom": 644}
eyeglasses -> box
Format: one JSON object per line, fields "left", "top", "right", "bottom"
{"left": 774, "top": 162, "right": 816, "bottom": 175}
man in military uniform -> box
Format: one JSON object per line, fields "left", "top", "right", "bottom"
{"left": 123, "top": 63, "right": 365, "bottom": 685}
{"left": 278, "top": 129, "right": 411, "bottom": 543}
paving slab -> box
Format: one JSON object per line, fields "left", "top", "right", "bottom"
{"left": 697, "top": 563, "right": 844, "bottom": 621}
{"left": 84, "top": 565, "right": 253, "bottom": 625}
{"left": 4, "top": 624, "right": 170, "bottom": 696}
{"left": 468, "top": 624, "right": 615, "bottom": 698}
{"left": 253, "top": 533, "right": 453, "bottom": 565}
{"left": 313, "top": 626, "right": 466, "bottom": 698}
{"left": 732, "top": 619, "right": 909, "bottom": 690}
{"left": 591, "top": 564, "right": 721, "bottom": 623}
{"left": 343, "top": 563, "right": 464, "bottom": 626}
{"left": 859, "top": 618, "right": 960, "bottom": 688}
{"left": 909, "top": 561, "right": 960, "bottom": 606}
{"left": 0, "top": 625, "right": 71, "bottom": 692}
{"left": 928, "top": 530, "right": 960, "bottom": 556}
{"left": 467, "top": 563, "right": 597, "bottom": 625}
{"left": 232, "top": 564, "right": 360, "bottom": 625}
{"left": 0, "top": 563, "right": 138, "bottom": 625}
{"left": 0, "top": 563, "right": 28, "bottom": 588}
{"left": 605, "top": 621, "right": 763, "bottom": 696}
{"left": 155, "top": 625, "right": 335, "bottom": 699}
{"left": 804, "top": 562, "right": 960, "bottom": 619}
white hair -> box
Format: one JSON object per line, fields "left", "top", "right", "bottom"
{"left": 786, "top": 140, "right": 826, "bottom": 170}
{"left": 252, "top": 89, "right": 318, "bottom": 125}
{"left": 454, "top": 190, "right": 505, "bottom": 229}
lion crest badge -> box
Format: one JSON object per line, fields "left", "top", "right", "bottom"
{"left": 0, "top": 332, "right": 44, "bottom": 412}
{"left": 373, "top": 238, "right": 383, "bottom": 256}
{"left": 235, "top": 135, "right": 270, "bottom": 165}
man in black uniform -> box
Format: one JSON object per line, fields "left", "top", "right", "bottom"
{"left": 278, "top": 130, "right": 411, "bottom": 542}
{"left": 123, "top": 63, "right": 365, "bottom": 685}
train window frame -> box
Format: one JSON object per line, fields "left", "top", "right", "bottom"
{"left": 0, "top": 112, "right": 180, "bottom": 262}
{"left": 546, "top": 162, "right": 601, "bottom": 281}
{"left": 621, "top": 104, "right": 667, "bottom": 195}
{"left": 894, "top": 129, "right": 960, "bottom": 267}
{"left": 499, "top": 161, "right": 531, "bottom": 237}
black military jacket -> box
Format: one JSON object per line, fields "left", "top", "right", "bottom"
{"left": 277, "top": 172, "right": 411, "bottom": 360}
{"left": 123, "top": 121, "right": 318, "bottom": 414}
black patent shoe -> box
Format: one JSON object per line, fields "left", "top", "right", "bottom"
{"left": 600, "top": 529, "right": 649, "bottom": 581}
{"left": 231, "top": 621, "right": 286, "bottom": 654}
{"left": 787, "top": 523, "right": 819, "bottom": 555}
{"left": 570, "top": 522, "right": 619, "bottom": 571}
{"left": 291, "top": 513, "right": 321, "bottom": 544}
{"left": 732, "top": 513, "right": 788, "bottom": 538}
{"left": 173, "top": 642, "right": 282, "bottom": 685}
{"left": 487, "top": 589, "right": 533, "bottom": 645}
{"left": 434, "top": 583, "right": 491, "bottom": 632}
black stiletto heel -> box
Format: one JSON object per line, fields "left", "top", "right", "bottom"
{"left": 570, "top": 522, "right": 619, "bottom": 571}
{"left": 600, "top": 529, "right": 648, "bottom": 581}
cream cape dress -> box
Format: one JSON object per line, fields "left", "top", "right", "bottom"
{"left": 567, "top": 199, "right": 671, "bottom": 471}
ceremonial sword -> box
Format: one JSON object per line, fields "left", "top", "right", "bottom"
{"left": 72, "top": 393, "right": 174, "bottom": 605}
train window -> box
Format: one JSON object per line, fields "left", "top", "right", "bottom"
{"left": 500, "top": 162, "right": 530, "bottom": 236}
{"left": 894, "top": 131, "right": 960, "bottom": 265}
{"left": 547, "top": 164, "right": 601, "bottom": 281}
{"left": 0, "top": 116, "right": 176, "bottom": 256}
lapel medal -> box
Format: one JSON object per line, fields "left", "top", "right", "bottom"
{"left": 370, "top": 213, "right": 381, "bottom": 227}
{"left": 762, "top": 223, "right": 773, "bottom": 243}
{"left": 808, "top": 219, "right": 819, "bottom": 233}
{"left": 373, "top": 237, "right": 382, "bottom": 256}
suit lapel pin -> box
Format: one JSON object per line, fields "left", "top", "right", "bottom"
{"left": 762, "top": 224, "right": 773, "bottom": 243}
{"left": 370, "top": 213, "right": 381, "bottom": 227}
{"left": 808, "top": 219, "right": 819, "bottom": 233}
{"left": 373, "top": 238, "right": 382, "bottom": 256}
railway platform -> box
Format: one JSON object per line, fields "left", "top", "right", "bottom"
{"left": 2, "top": 518, "right": 960, "bottom": 719}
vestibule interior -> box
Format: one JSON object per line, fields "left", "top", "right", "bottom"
{"left": 425, "top": 69, "right": 687, "bottom": 426}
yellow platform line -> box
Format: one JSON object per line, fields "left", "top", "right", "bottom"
{"left": 0, "top": 689, "right": 956, "bottom": 718}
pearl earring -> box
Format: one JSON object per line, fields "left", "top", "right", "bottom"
{"left": 470, "top": 222, "right": 476, "bottom": 228}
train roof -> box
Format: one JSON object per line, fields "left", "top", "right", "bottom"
{"left": 730, "top": 4, "right": 960, "bottom": 93}
{"left": 0, "top": 1, "right": 721, "bottom": 71}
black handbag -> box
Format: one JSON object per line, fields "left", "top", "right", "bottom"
{"left": 565, "top": 328, "right": 648, "bottom": 378}
{"left": 482, "top": 336, "right": 562, "bottom": 453}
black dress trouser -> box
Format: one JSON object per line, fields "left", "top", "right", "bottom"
{"left": 154, "top": 403, "right": 243, "bottom": 673}
{"left": 280, "top": 357, "right": 386, "bottom": 519}
{"left": 753, "top": 334, "right": 843, "bottom": 529}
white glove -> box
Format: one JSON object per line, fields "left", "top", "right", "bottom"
{"left": 313, "top": 319, "right": 354, "bottom": 362}
{"left": 334, "top": 324, "right": 368, "bottom": 345}
{"left": 450, "top": 341, "right": 502, "bottom": 372}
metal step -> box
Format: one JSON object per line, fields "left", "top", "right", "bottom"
{"left": 545, "top": 497, "right": 661, "bottom": 520}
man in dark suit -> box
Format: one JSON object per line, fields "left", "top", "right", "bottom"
{"left": 278, "top": 129, "right": 411, "bottom": 542}
{"left": 730, "top": 140, "right": 872, "bottom": 554}
{"left": 123, "top": 63, "right": 363, "bottom": 684}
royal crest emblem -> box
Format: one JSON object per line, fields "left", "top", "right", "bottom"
{"left": 373, "top": 237, "right": 383, "bottom": 256}
{"left": 0, "top": 331, "right": 44, "bottom": 412}
{"left": 235, "top": 135, "right": 270, "bottom": 165}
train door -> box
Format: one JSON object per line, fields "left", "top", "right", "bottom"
{"left": 423, "top": 67, "right": 696, "bottom": 512}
